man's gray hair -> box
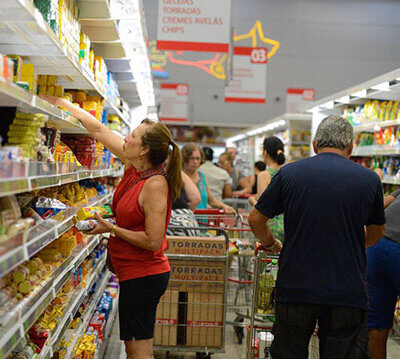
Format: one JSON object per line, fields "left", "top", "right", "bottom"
{"left": 314, "top": 114, "right": 354, "bottom": 151}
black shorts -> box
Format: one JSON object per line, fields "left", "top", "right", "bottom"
{"left": 270, "top": 302, "right": 369, "bottom": 359}
{"left": 119, "top": 272, "right": 170, "bottom": 341}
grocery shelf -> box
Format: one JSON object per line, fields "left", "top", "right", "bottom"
{"left": 290, "top": 141, "right": 310, "bottom": 146}
{"left": 64, "top": 270, "right": 112, "bottom": 359}
{"left": 382, "top": 175, "right": 400, "bottom": 185}
{"left": 46, "top": 256, "right": 109, "bottom": 357}
{"left": 97, "top": 291, "right": 119, "bottom": 359}
{"left": 0, "top": 0, "right": 131, "bottom": 129}
{"left": 0, "top": 192, "right": 113, "bottom": 281}
{"left": 352, "top": 145, "right": 400, "bottom": 157}
{"left": 353, "top": 119, "right": 400, "bottom": 133}
{"left": 0, "top": 234, "right": 106, "bottom": 359}
{"left": 0, "top": 168, "right": 123, "bottom": 198}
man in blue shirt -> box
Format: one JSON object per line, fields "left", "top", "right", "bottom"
{"left": 249, "top": 114, "right": 386, "bottom": 359}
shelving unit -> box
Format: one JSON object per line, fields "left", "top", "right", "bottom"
{"left": 0, "top": 0, "right": 134, "bottom": 129}
{"left": 0, "top": 191, "right": 113, "bottom": 291}
{"left": 0, "top": 229, "right": 108, "bottom": 359}
{"left": 0, "top": 167, "right": 123, "bottom": 198}
{"left": 305, "top": 67, "right": 400, "bottom": 185}
{"left": 226, "top": 113, "right": 312, "bottom": 175}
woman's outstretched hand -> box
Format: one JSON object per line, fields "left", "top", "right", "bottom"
{"left": 38, "top": 94, "right": 63, "bottom": 107}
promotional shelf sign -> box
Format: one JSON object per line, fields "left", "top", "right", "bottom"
{"left": 225, "top": 47, "right": 268, "bottom": 103}
{"left": 160, "top": 83, "right": 189, "bottom": 122}
{"left": 286, "top": 88, "right": 315, "bottom": 113}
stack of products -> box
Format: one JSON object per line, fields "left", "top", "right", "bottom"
{"left": 37, "top": 74, "right": 64, "bottom": 97}
{"left": 290, "top": 129, "right": 311, "bottom": 143}
{"left": 0, "top": 54, "right": 15, "bottom": 82}
{"left": 289, "top": 145, "right": 310, "bottom": 160}
{"left": 7, "top": 55, "right": 38, "bottom": 93}
{"left": 7, "top": 242, "right": 107, "bottom": 357}
{"left": 79, "top": 32, "right": 93, "bottom": 73}
{"left": 354, "top": 127, "right": 400, "bottom": 148}
{"left": 107, "top": 114, "right": 122, "bottom": 132}
{"left": 0, "top": 195, "right": 34, "bottom": 250}
{"left": 33, "top": 0, "right": 59, "bottom": 34}
{"left": 58, "top": 0, "right": 81, "bottom": 58}
{"left": 107, "top": 72, "right": 120, "bottom": 107}
{"left": 344, "top": 100, "right": 400, "bottom": 126}
{"left": 94, "top": 56, "right": 108, "bottom": 95}
{"left": 0, "top": 111, "right": 115, "bottom": 171}
{"left": 63, "top": 91, "right": 105, "bottom": 122}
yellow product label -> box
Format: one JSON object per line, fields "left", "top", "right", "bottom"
{"left": 47, "top": 75, "right": 57, "bottom": 85}
{"left": 76, "top": 91, "right": 87, "bottom": 102}
{"left": 47, "top": 86, "right": 55, "bottom": 96}
{"left": 55, "top": 86, "right": 64, "bottom": 97}
{"left": 21, "top": 63, "right": 35, "bottom": 76}
{"left": 38, "top": 74, "right": 47, "bottom": 85}
{"left": 38, "top": 85, "right": 47, "bottom": 95}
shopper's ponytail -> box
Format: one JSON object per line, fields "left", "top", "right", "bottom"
{"left": 166, "top": 141, "right": 183, "bottom": 200}
{"left": 140, "top": 119, "right": 182, "bottom": 200}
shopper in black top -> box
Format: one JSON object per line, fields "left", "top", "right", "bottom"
{"left": 367, "top": 187, "right": 400, "bottom": 359}
{"left": 248, "top": 114, "right": 386, "bottom": 359}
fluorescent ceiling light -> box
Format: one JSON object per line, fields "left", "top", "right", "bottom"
{"left": 320, "top": 101, "right": 334, "bottom": 109}
{"left": 370, "top": 81, "right": 390, "bottom": 91}
{"left": 335, "top": 95, "right": 350, "bottom": 104}
{"left": 351, "top": 89, "right": 367, "bottom": 98}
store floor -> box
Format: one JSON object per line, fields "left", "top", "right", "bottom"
{"left": 103, "top": 313, "right": 400, "bottom": 359}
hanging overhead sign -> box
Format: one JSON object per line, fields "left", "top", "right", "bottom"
{"left": 157, "top": 0, "right": 232, "bottom": 53}
{"left": 286, "top": 88, "right": 315, "bottom": 113}
{"left": 159, "top": 83, "right": 189, "bottom": 122}
{"left": 225, "top": 47, "right": 268, "bottom": 103}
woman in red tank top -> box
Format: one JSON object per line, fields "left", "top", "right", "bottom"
{"left": 39, "top": 96, "right": 182, "bottom": 359}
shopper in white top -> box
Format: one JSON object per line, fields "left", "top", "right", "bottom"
{"left": 199, "top": 147, "right": 232, "bottom": 202}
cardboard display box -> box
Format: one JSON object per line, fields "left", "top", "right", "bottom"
{"left": 154, "top": 291, "right": 179, "bottom": 346}
{"left": 168, "top": 260, "right": 226, "bottom": 293}
{"left": 166, "top": 235, "right": 226, "bottom": 256}
{"left": 186, "top": 293, "right": 224, "bottom": 348}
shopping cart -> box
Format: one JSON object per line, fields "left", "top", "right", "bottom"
{"left": 153, "top": 226, "right": 229, "bottom": 359}
{"left": 193, "top": 209, "right": 258, "bottom": 344}
{"left": 223, "top": 195, "right": 254, "bottom": 214}
{"left": 247, "top": 248, "right": 279, "bottom": 359}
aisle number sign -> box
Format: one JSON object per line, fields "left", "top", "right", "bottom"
{"left": 286, "top": 88, "right": 315, "bottom": 113}
{"left": 157, "top": 0, "right": 232, "bottom": 53}
{"left": 159, "top": 83, "right": 189, "bottom": 123}
{"left": 225, "top": 47, "right": 268, "bottom": 103}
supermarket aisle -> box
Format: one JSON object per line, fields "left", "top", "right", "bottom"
{"left": 104, "top": 312, "right": 400, "bottom": 359}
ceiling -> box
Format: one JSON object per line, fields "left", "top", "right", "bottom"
{"left": 143, "top": 0, "right": 400, "bottom": 127}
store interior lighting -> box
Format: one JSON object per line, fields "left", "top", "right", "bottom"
{"left": 320, "top": 101, "right": 334, "bottom": 109}
{"left": 370, "top": 81, "right": 390, "bottom": 91}
{"left": 351, "top": 89, "right": 367, "bottom": 98}
{"left": 115, "top": 0, "right": 156, "bottom": 109}
{"left": 335, "top": 95, "right": 350, "bottom": 104}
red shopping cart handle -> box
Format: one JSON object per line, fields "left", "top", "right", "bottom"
{"left": 193, "top": 209, "right": 225, "bottom": 215}
{"left": 232, "top": 193, "right": 252, "bottom": 198}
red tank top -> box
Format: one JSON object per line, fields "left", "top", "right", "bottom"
{"left": 109, "top": 165, "right": 172, "bottom": 282}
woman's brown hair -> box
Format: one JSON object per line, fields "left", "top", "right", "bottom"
{"left": 140, "top": 119, "right": 183, "bottom": 200}
{"left": 181, "top": 143, "right": 205, "bottom": 165}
